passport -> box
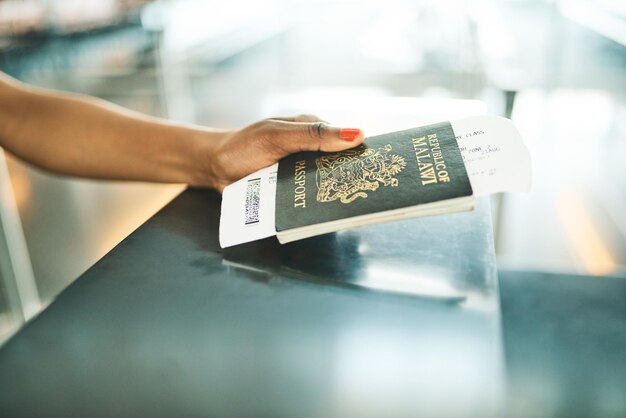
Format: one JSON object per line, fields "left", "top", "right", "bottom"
{"left": 219, "top": 116, "right": 531, "bottom": 248}
{"left": 275, "top": 121, "right": 474, "bottom": 243}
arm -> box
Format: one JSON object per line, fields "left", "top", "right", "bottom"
{"left": 0, "top": 72, "right": 364, "bottom": 192}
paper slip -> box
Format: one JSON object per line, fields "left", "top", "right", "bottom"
{"left": 452, "top": 116, "right": 531, "bottom": 196}
{"left": 219, "top": 115, "right": 531, "bottom": 248}
{"left": 220, "top": 164, "right": 279, "bottom": 248}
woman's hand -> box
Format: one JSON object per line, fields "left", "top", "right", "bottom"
{"left": 1, "top": 71, "right": 364, "bottom": 192}
{"left": 199, "top": 115, "right": 364, "bottom": 192}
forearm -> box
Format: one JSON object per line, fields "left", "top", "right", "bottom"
{"left": 0, "top": 75, "right": 220, "bottom": 186}
{"left": 0, "top": 72, "right": 365, "bottom": 193}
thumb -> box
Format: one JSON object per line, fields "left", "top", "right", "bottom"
{"left": 272, "top": 121, "right": 365, "bottom": 154}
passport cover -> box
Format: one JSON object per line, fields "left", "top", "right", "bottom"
{"left": 275, "top": 121, "right": 472, "bottom": 232}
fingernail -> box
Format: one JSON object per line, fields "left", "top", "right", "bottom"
{"left": 339, "top": 128, "right": 361, "bottom": 141}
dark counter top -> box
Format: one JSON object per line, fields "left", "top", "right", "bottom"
{"left": 0, "top": 189, "right": 503, "bottom": 417}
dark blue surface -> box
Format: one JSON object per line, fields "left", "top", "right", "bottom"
{"left": 0, "top": 189, "right": 503, "bottom": 417}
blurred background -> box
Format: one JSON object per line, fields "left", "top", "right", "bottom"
{"left": 0, "top": 0, "right": 625, "bottom": 341}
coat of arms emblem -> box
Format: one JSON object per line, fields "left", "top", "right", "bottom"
{"left": 315, "top": 144, "right": 407, "bottom": 204}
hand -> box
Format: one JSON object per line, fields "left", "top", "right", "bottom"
{"left": 201, "top": 115, "right": 365, "bottom": 192}
{"left": 0, "top": 72, "right": 363, "bottom": 189}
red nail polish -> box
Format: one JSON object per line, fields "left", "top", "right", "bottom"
{"left": 339, "top": 128, "right": 360, "bottom": 141}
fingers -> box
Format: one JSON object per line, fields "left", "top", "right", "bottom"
{"left": 290, "top": 121, "right": 365, "bottom": 152}
{"left": 261, "top": 119, "right": 365, "bottom": 155}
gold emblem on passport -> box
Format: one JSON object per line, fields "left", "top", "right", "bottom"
{"left": 315, "top": 144, "right": 407, "bottom": 204}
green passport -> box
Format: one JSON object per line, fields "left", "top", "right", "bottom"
{"left": 275, "top": 121, "right": 473, "bottom": 243}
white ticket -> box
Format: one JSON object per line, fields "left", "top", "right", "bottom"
{"left": 453, "top": 116, "right": 531, "bottom": 196}
{"left": 219, "top": 115, "right": 531, "bottom": 248}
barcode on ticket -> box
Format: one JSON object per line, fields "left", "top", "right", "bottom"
{"left": 244, "top": 178, "right": 261, "bottom": 225}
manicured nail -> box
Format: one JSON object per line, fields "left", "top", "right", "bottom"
{"left": 339, "top": 128, "right": 361, "bottom": 141}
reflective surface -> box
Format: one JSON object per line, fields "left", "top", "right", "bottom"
{"left": 500, "top": 270, "right": 626, "bottom": 417}
{"left": 0, "top": 190, "right": 503, "bottom": 417}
